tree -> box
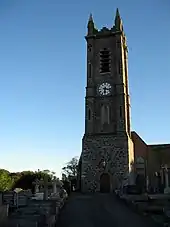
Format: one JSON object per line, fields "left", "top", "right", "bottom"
{"left": 62, "top": 156, "right": 78, "bottom": 178}
{"left": 0, "top": 168, "right": 57, "bottom": 192}
{"left": 0, "top": 169, "right": 13, "bottom": 191}
{"left": 41, "top": 170, "right": 56, "bottom": 180}
{"left": 13, "top": 169, "right": 56, "bottom": 190}
{"left": 62, "top": 157, "right": 79, "bottom": 193}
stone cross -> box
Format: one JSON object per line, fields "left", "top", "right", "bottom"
{"left": 37, "top": 176, "right": 50, "bottom": 200}
{"left": 33, "top": 179, "right": 40, "bottom": 193}
{"left": 165, "top": 165, "right": 169, "bottom": 188}
{"left": 53, "top": 177, "right": 63, "bottom": 193}
{"left": 52, "top": 177, "right": 57, "bottom": 194}
{"left": 146, "top": 176, "right": 149, "bottom": 192}
{"left": 164, "top": 164, "right": 170, "bottom": 194}
{"left": 33, "top": 176, "right": 50, "bottom": 200}
{"left": 38, "top": 176, "right": 60, "bottom": 200}
{"left": 43, "top": 175, "right": 49, "bottom": 200}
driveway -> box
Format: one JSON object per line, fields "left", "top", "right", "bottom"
{"left": 57, "top": 193, "right": 159, "bottom": 227}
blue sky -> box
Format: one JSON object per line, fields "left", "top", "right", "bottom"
{"left": 0, "top": 0, "right": 169, "bottom": 177}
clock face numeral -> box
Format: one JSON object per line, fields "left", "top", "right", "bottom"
{"left": 98, "top": 82, "right": 112, "bottom": 96}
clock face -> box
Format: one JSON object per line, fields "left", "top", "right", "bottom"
{"left": 98, "top": 82, "right": 112, "bottom": 96}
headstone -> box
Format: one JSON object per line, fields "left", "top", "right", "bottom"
{"left": 164, "top": 165, "right": 170, "bottom": 194}
{"left": 43, "top": 176, "right": 48, "bottom": 200}
{"left": 3, "top": 191, "right": 15, "bottom": 207}
{"left": 33, "top": 179, "right": 40, "bottom": 193}
{"left": 34, "top": 177, "right": 52, "bottom": 200}
{"left": 146, "top": 176, "right": 149, "bottom": 192}
{"left": 52, "top": 180, "right": 57, "bottom": 194}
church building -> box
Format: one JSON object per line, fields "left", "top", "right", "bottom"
{"left": 77, "top": 9, "right": 170, "bottom": 193}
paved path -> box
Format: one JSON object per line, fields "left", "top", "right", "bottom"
{"left": 57, "top": 193, "right": 159, "bottom": 227}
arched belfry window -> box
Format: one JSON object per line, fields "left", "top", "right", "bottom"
{"left": 100, "top": 48, "right": 111, "bottom": 74}
{"left": 120, "top": 106, "right": 122, "bottom": 118}
{"left": 88, "top": 62, "right": 92, "bottom": 78}
{"left": 88, "top": 44, "right": 92, "bottom": 52}
{"left": 101, "top": 104, "right": 110, "bottom": 124}
{"left": 88, "top": 108, "right": 91, "bottom": 121}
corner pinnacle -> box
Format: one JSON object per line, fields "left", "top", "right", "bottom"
{"left": 116, "top": 8, "right": 120, "bottom": 19}
{"left": 88, "top": 13, "right": 94, "bottom": 23}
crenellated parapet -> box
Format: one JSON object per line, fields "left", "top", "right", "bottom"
{"left": 86, "top": 8, "right": 124, "bottom": 39}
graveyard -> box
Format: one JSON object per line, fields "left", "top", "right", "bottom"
{"left": 2, "top": 184, "right": 170, "bottom": 227}
{"left": 1, "top": 162, "right": 170, "bottom": 227}
{"left": 0, "top": 2, "right": 169, "bottom": 227}
{"left": 116, "top": 192, "right": 170, "bottom": 226}
{"left": 0, "top": 176, "right": 68, "bottom": 227}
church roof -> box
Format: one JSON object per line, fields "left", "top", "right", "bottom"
{"left": 148, "top": 144, "right": 170, "bottom": 150}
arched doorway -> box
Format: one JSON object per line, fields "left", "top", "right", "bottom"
{"left": 100, "top": 173, "right": 110, "bottom": 193}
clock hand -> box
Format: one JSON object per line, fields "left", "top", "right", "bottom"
{"left": 103, "top": 87, "right": 107, "bottom": 95}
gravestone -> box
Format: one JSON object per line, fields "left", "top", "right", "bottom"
{"left": 164, "top": 165, "right": 170, "bottom": 194}
{"left": 33, "top": 176, "right": 62, "bottom": 200}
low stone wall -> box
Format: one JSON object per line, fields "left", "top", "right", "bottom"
{"left": 46, "top": 214, "right": 56, "bottom": 226}
{"left": 118, "top": 193, "right": 170, "bottom": 226}
{"left": 0, "top": 190, "right": 68, "bottom": 227}
{"left": 35, "top": 197, "right": 67, "bottom": 226}
{"left": 0, "top": 204, "right": 9, "bottom": 224}
{"left": 2, "top": 190, "right": 31, "bottom": 208}
{"left": 0, "top": 193, "right": 2, "bottom": 205}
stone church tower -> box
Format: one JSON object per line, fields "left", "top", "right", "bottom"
{"left": 80, "top": 9, "right": 134, "bottom": 193}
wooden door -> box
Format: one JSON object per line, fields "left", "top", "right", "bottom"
{"left": 100, "top": 173, "right": 110, "bottom": 193}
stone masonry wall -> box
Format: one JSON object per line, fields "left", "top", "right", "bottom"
{"left": 81, "top": 134, "right": 134, "bottom": 192}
